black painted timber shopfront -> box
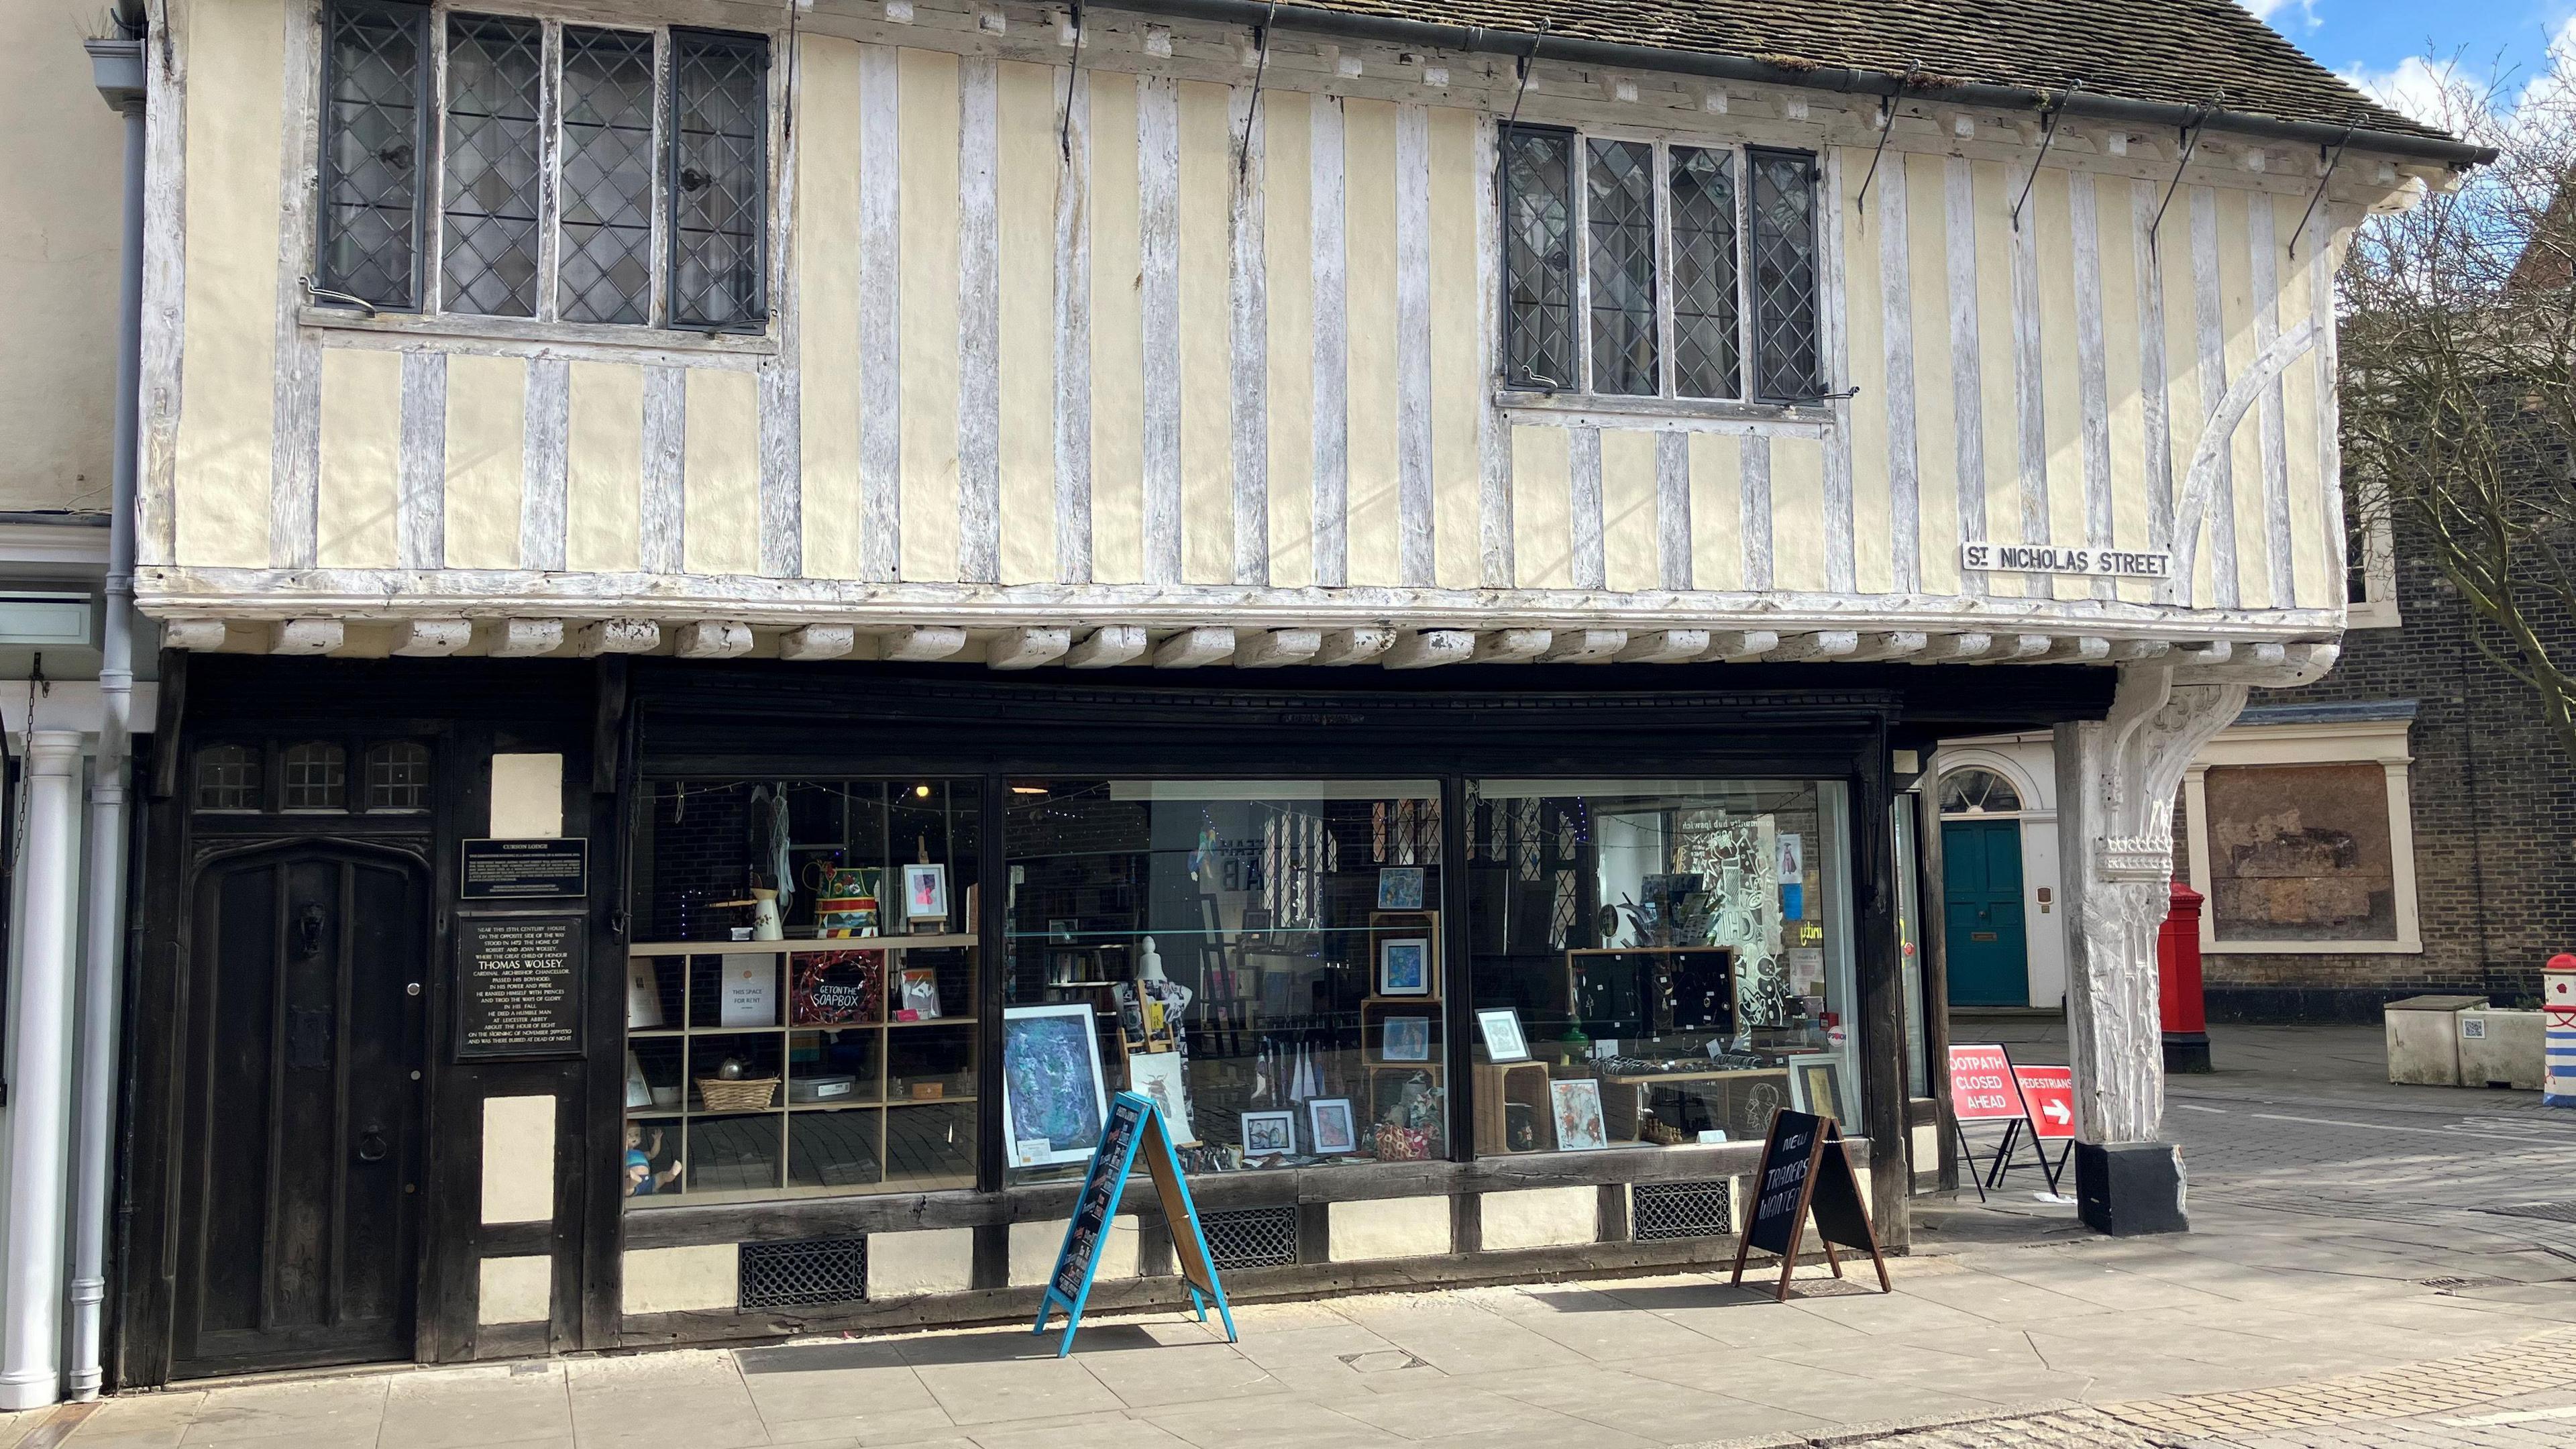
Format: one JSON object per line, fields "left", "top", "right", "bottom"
{"left": 109, "top": 653, "right": 2112, "bottom": 1384}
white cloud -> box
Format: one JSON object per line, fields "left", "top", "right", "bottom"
{"left": 2341, "top": 54, "right": 2476, "bottom": 130}
{"left": 2239, "top": 0, "right": 2318, "bottom": 30}
{"left": 2340, "top": 16, "right": 2576, "bottom": 133}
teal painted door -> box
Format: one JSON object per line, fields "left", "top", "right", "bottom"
{"left": 1943, "top": 820, "right": 2029, "bottom": 1007}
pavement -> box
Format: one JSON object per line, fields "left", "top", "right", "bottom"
{"left": 18, "top": 1021, "right": 2576, "bottom": 1449}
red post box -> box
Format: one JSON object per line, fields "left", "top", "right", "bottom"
{"left": 2157, "top": 879, "right": 2211, "bottom": 1073}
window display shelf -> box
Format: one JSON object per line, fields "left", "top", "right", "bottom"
{"left": 629, "top": 933, "right": 979, "bottom": 955}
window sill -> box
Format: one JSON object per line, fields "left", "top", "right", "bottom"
{"left": 2201, "top": 938, "right": 2423, "bottom": 955}
{"left": 298, "top": 305, "right": 780, "bottom": 358}
{"left": 2347, "top": 599, "right": 2402, "bottom": 630}
{"left": 1493, "top": 388, "right": 1834, "bottom": 433}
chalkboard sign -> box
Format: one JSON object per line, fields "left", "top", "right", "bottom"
{"left": 1729, "top": 1108, "right": 1890, "bottom": 1301}
{"left": 456, "top": 914, "right": 585, "bottom": 1059}
{"left": 461, "top": 838, "right": 589, "bottom": 900}
{"left": 1033, "top": 1091, "right": 1236, "bottom": 1356}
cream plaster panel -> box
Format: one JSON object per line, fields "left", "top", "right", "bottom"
{"left": 623, "top": 1244, "right": 738, "bottom": 1316}
{"left": 1177, "top": 79, "right": 1235, "bottom": 586}
{"left": 1837, "top": 146, "right": 1891, "bottom": 596}
{"left": 1089, "top": 71, "right": 1144, "bottom": 585}
{"left": 1008, "top": 1214, "right": 1142, "bottom": 1286}
{"left": 478, "top": 1256, "right": 551, "bottom": 1326}
{"left": 1968, "top": 159, "right": 2023, "bottom": 600}
{"left": 480, "top": 1093, "right": 556, "bottom": 1225}
{"left": 683, "top": 367, "right": 761, "bottom": 578}
{"left": 1768, "top": 437, "right": 1829, "bottom": 592}
{"left": 2033, "top": 168, "right": 2084, "bottom": 603}
{"left": 2215, "top": 185, "right": 2266, "bottom": 610}
{"left": 566, "top": 361, "right": 645, "bottom": 574}
{"left": 1330, "top": 1195, "right": 1449, "bottom": 1262}
{"left": 489, "top": 753, "right": 564, "bottom": 838}
{"left": 869, "top": 1226, "right": 975, "bottom": 1297}
{"left": 1599, "top": 429, "right": 1659, "bottom": 594}
{"left": 1686, "top": 429, "right": 1742, "bottom": 592}
{"left": 1480, "top": 1186, "right": 1599, "bottom": 1252}
{"left": 1426, "top": 105, "right": 1483, "bottom": 591}
{"left": 1511, "top": 425, "right": 1572, "bottom": 590}
{"left": 1907, "top": 153, "right": 1962, "bottom": 598}
{"left": 2096, "top": 174, "right": 2151, "bottom": 606}
{"left": 899, "top": 46, "right": 964, "bottom": 584}
{"left": 1340, "top": 99, "right": 1401, "bottom": 589}
{"left": 1910, "top": 1120, "right": 1939, "bottom": 1175}
{"left": 996, "top": 60, "right": 1059, "bottom": 586}
{"left": 317, "top": 347, "right": 402, "bottom": 568}
{"left": 175, "top": 0, "right": 287, "bottom": 569}
{"left": 798, "top": 35, "right": 867, "bottom": 583}
{"left": 445, "top": 354, "right": 528, "bottom": 571}
{"left": 1262, "top": 90, "right": 1316, "bottom": 589}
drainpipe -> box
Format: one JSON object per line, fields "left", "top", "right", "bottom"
{"left": 0, "top": 735, "right": 86, "bottom": 1410}
{"left": 72, "top": 27, "right": 146, "bottom": 1404}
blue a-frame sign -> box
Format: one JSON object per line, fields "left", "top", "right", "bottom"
{"left": 1033, "top": 1090, "right": 1238, "bottom": 1356}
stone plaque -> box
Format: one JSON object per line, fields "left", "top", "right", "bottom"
{"left": 457, "top": 914, "right": 584, "bottom": 1059}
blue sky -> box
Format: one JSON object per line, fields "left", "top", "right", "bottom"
{"left": 2253, "top": 0, "right": 2570, "bottom": 121}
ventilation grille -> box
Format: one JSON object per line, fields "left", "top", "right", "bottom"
{"left": 1199, "top": 1207, "right": 1298, "bottom": 1270}
{"left": 739, "top": 1236, "right": 867, "bottom": 1309}
{"left": 1632, "top": 1179, "right": 1734, "bottom": 1242}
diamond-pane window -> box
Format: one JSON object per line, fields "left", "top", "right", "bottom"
{"left": 1751, "top": 149, "right": 1822, "bottom": 402}
{"left": 195, "top": 745, "right": 263, "bottom": 812}
{"left": 319, "top": 0, "right": 427, "bottom": 309}
{"left": 1668, "top": 147, "right": 1740, "bottom": 400}
{"left": 561, "top": 27, "right": 657, "bottom": 325}
{"left": 441, "top": 15, "right": 543, "bottom": 317}
{"left": 283, "top": 743, "right": 350, "bottom": 811}
{"left": 1587, "top": 140, "right": 1657, "bottom": 397}
{"left": 669, "top": 30, "right": 768, "bottom": 331}
{"left": 1501, "top": 127, "right": 1573, "bottom": 390}
{"left": 366, "top": 741, "right": 433, "bottom": 812}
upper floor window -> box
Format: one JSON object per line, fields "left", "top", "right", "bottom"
{"left": 316, "top": 0, "right": 769, "bottom": 332}
{"left": 1501, "top": 128, "right": 1822, "bottom": 405}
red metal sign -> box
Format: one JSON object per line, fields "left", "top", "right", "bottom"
{"left": 1948, "top": 1044, "right": 2027, "bottom": 1122}
{"left": 2013, "top": 1064, "right": 2077, "bottom": 1140}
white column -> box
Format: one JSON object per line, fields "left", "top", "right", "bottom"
{"left": 1, "top": 732, "right": 85, "bottom": 1409}
{"left": 2053, "top": 665, "right": 2245, "bottom": 1144}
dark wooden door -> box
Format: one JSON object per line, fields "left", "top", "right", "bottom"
{"left": 173, "top": 842, "right": 427, "bottom": 1377}
{"left": 1941, "top": 820, "right": 2030, "bottom": 1008}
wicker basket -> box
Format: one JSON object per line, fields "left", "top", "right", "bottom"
{"left": 695, "top": 1076, "right": 780, "bottom": 1112}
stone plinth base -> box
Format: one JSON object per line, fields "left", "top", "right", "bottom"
{"left": 2075, "top": 1140, "right": 2188, "bottom": 1237}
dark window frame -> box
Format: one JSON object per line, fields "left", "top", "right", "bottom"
{"left": 665, "top": 28, "right": 771, "bottom": 333}
{"left": 316, "top": 0, "right": 434, "bottom": 312}
{"left": 1498, "top": 123, "right": 1576, "bottom": 392}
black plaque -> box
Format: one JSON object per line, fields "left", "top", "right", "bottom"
{"left": 457, "top": 914, "right": 585, "bottom": 1059}
{"left": 461, "top": 838, "right": 590, "bottom": 900}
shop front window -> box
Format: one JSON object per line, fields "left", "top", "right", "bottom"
{"left": 1003, "top": 780, "right": 1447, "bottom": 1181}
{"left": 1463, "top": 780, "right": 1857, "bottom": 1152}
{"left": 623, "top": 778, "right": 981, "bottom": 1205}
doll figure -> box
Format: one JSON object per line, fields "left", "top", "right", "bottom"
{"left": 624, "top": 1122, "right": 684, "bottom": 1196}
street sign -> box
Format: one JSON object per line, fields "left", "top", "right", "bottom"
{"left": 1033, "top": 1091, "right": 1236, "bottom": 1356}
{"left": 1948, "top": 1044, "right": 2027, "bottom": 1121}
{"left": 2014, "top": 1064, "right": 2077, "bottom": 1140}
{"left": 1730, "top": 1110, "right": 1890, "bottom": 1301}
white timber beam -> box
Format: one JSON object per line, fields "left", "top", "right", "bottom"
{"left": 1152, "top": 627, "right": 1237, "bottom": 668}
{"left": 1065, "top": 625, "right": 1148, "bottom": 669}
{"left": 1846, "top": 631, "right": 1929, "bottom": 663}
{"left": 2106, "top": 639, "right": 2173, "bottom": 661}
{"left": 1984, "top": 634, "right": 2053, "bottom": 662}
{"left": 1312, "top": 628, "right": 1396, "bottom": 666}
{"left": 881, "top": 626, "right": 968, "bottom": 662}
{"left": 575, "top": 619, "right": 659, "bottom": 656}
{"left": 1539, "top": 629, "right": 1629, "bottom": 663}
{"left": 1919, "top": 632, "right": 1993, "bottom": 662}
{"left": 1616, "top": 630, "right": 1708, "bottom": 663}
{"left": 1470, "top": 629, "right": 1551, "bottom": 663}
{"left": 1382, "top": 629, "right": 1474, "bottom": 669}
{"left": 1766, "top": 631, "right": 1860, "bottom": 663}
{"left": 778, "top": 625, "right": 857, "bottom": 661}
{"left": 2038, "top": 636, "right": 2112, "bottom": 663}
{"left": 268, "top": 619, "right": 343, "bottom": 656}
{"left": 1236, "top": 629, "right": 1322, "bottom": 668}
{"left": 489, "top": 619, "right": 565, "bottom": 657}
{"left": 391, "top": 619, "right": 472, "bottom": 657}
{"left": 674, "top": 621, "right": 753, "bottom": 659}
{"left": 1701, "top": 631, "right": 1779, "bottom": 661}
{"left": 161, "top": 619, "right": 228, "bottom": 651}
{"left": 986, "top": 627, "right": 1071, "bottom": 669}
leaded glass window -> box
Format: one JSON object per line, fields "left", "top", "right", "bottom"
{"left": 1495, "top": 131, "right": 1819, "bottom": 408}
{"left": 669, "top": 31, "right": 769, "bottom": 331}
{"left": 283, "top": 742, "right": 350, "bottom": 811}
{"left": 1501, "top": 127, "right": 1574, "bottom": 390}
{"left": 1586, "top": 140, "right": 1656, "bottom": 397}
{"left": 318, "top": 0, "right": 428, "bottom": 309}
{"left": 1750, "top": 148, "right": 1822, "bottom": 403}
{"left": 195, "top": 745, "right": 263, "bottom": 813}
{"left": 366, "top": 741, "right": 433, "bottom": 811}
{"left": 441, "top": 15, "right": 543, "bottom": 317}
{"left": 561, "top": 27, "right": 657, "bottom": 325}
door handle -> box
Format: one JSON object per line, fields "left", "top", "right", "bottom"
{"left": 356, "top": 1126, "right": 388, "bottom": 1164}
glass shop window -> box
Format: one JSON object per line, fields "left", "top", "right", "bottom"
{"left": 2201, "top": 762, "right": 2399, "bottom": 943}
{"left": 1003, "top": 780, "right": 1448, "bottom": 1183}
{"left": 622, "top": 778, "right": 981, "bottom": 1206}
{"left": 1462, "top": 780, "right": 1858, "bottom": 1155}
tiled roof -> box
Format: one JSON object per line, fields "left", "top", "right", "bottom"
{"left": 1273, "top": 0, "right": 2449, "bottom": 144}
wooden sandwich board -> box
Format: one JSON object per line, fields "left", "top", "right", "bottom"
{"left": 1033, "top": 1091, "right": 1237, "bottom": 1356}
{"left": 1729, "top": 1108, "right": 1891, "bottom": 1301}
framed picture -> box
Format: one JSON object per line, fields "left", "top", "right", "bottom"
{"left": 902, "top": 863, "right": 949, "bottom": 924}
{"left": 1377, "top": 938, "right": 1432, "bottom": 997}
{"left": 1789, "top": 1057, "right": 1847, "bottom": 1124}
{"left": 1001, "top": 1004, "right": 1108, "bottom": 1167}
{"left": 1376, "top": 867, "right": 1426, "bottom": 910}
{"left": 1381, "top": 1016, "right": 1432, "bottom": 1063}
{"left": 1306, "top": 1097, "right": 1358, "bottom": 1155}
{"left": 1124, "top": 1049, "right": 1197, "bottom": 1145}
{"left": 1240, "top": 1110, "right": 1297, "bottom": 1157}
{"left": 1476, "top": 1007, "right": 1530, "bottom": 1063}
{"left": 898, "top": 966, "right": 942, "bottom": 1020}
{"left": 1551, "top": 1079, "right": 1610, "bottom": 1150}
